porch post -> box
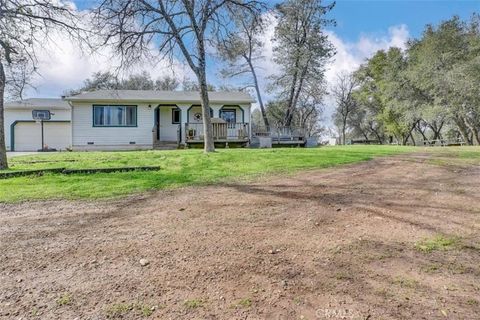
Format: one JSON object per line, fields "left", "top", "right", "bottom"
{"left": 178, "top": 105, "right": 189, "bottom": 145}
{"left": 211, "top": 104, "right": 221, "bottom": 118}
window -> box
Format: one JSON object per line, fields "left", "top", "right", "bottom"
{"left": 93, "top": 105, "right": 137, "bottom": 127}
{"left": 220, "top": 109, "right": 236, "bottom": 124}
{"left": 172, "top": 108, "right": 181, "bottom": 124}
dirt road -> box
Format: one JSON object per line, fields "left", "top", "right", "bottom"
{"left": 1, "top": 152, "right": 479, "bottom": 319}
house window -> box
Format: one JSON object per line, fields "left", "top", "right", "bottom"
{"left": 220, "top": 109, "right": 236, "bottom": 124}
{"left": 93, "top": 105, "right": 137, "bottom": 127}
{"left": 172, "top": 108, "right": 181, "bottom": 124}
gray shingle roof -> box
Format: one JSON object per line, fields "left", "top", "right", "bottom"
{"left": 65, "top": 90, "right": 255, "bottom": 104}
{"left": 5, "top": 98, "right": 70, "bottom": 110}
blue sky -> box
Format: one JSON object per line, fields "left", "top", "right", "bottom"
{"left": 29, "top": 0, "right": 480, "bottom": 102}
{"left": 331, "top": 0, "right": 479, "bottom": 41}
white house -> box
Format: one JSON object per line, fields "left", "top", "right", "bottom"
{"left": 64, "top": 90, "right": 254, "bottom": 150}
{"left": 3, "top": 90, "right": 254, "bottom": 151}
{"left": 4, "top": 98, "right": 71, "bottom": 151}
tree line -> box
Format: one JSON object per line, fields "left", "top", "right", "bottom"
{"left": 333, "top": 15, "right": 480, "bottom": 145}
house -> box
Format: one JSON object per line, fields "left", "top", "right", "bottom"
{"left": 4, "top": 98, "right": 71, "bottom": 151}
{"left": 64, "top": 90, "right": 254, "bottom": 150}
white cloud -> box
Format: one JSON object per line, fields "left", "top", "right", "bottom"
{"left": 322, "top": 25, "right": 410, "bottom": 127}
{"left": 25, "top": 11, "right": 190, "bottom": 98}
{"left": 325, "top": 24, "right": 410, "bottom": 88}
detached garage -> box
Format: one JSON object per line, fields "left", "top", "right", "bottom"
{"left": 4, "top": 98, "right": 71, "bottom": 151}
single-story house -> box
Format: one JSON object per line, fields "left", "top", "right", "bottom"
{"left": 3, "top": 90, "right": 254, "bottom": 151}
{"left": 64, "top": 90, "right": 254, "bottom": 150}
{"left": 4, "top": 98, "right": 71, "bottom": 151}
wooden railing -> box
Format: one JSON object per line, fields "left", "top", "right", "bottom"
{"left": 185, "top": 123, "right": 249, "bottom": 141}
{"left": 252, "top": 125, "right": 306, "bottom": 141}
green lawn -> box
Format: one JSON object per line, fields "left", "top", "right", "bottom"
{"left": 0, "top": 146, "right": 416, "bottom": 203}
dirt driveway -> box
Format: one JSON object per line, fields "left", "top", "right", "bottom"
{"left": 1, "top": 152, "right": 479, "bottom": 319}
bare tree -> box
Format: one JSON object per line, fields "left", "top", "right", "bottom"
{"left": 155, "top": 76, "right": 180, "bottom": 91}
{"left": 216, "top": 10, "right": 269, "bottom": 128}
{"left": 0, "top": 0, "right": 84, "bottom": 169}
{"left": 93, "top": 0, "right": 264, "bottom": 152}
{"left": 332, "top": 72, "right": 360, "bottom": 145}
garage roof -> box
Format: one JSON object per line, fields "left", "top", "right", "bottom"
{"left": 65, "top": 89, "right": 255, "bottom": 104}
{"left": 5, "top": 98, "right": 70, "bottom": 110}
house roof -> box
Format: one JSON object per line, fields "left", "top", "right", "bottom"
{"left": 4, "top": 98, "right": 70, "bottom": 110}
{"left": 65, "top": 90, "right": 255, "bottom": 104}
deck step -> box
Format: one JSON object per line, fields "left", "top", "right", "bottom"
{"left": 153, "top": 141, "right": 179, "bottom": 150}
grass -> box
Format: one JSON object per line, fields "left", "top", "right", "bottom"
{"left": 427, "top": 146, "right": 480, "bottom": 166}
{"left": 0, "top": 146, "right": 417, "bottom": 202}
{"left": 234, "top": 298, "right": 252, "bottom": 308}
{"left": 56, "top": 293, "right": 73, "bottom": 306}
{"left": 183, "top": 299, "right": 204, "bottom": 309}
{"left": 393, "top": 276, "right": 419, "bottom": 289}
{"left": 415, "top": 235, "right": 459, "bottom": 253}
{"left": 105, "top": 302, "right": 154, "bottom": 318}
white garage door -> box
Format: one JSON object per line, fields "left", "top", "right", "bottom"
{"left": 14, "top": 122, "right": 71, "bottom": 151}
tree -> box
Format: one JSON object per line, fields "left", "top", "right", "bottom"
{"left": 181, "top": 78, "right": 215, "bottom": 92}
{"left": 353, "top": 51, "right": 389, "bottom": 143}
{"left": 216, "top": 10, "right": 269, "bottom": 128}
{"left": 332, "top": 72, "right": 360, "bottom": 145}
{"left": 381, "top": 47, "right": 421, "bottom": 145}
{"left": 271, "top": 0, "right": 335, "bottom": 127}
{"left": 407, "top": 15, "right": 480, "bottom": 144}
{"left": 93, "top": 0, "right": 264, "bottom": 152}
{"left": 0, "top": 0, "right": 83, "bottom": 169}
{"left": 67, "top": 71, "right": 182, "bottom": 95}
{"left": 155, "top": 76, "right": 180, "bottom": 91}
{"left": 264, "top": 83, "right": 325, "bottom": 136}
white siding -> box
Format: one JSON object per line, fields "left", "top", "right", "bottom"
{"left": 71, "top": 103, "right": 154, "bottom": 150}
{"left": 159, "top": 106, "right": 180, "bottom": 142}
{"left": 4, "top": 108, "right": 71, "bottom": 151}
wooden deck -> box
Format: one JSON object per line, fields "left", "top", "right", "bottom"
{"left": 252, "top": 125, "right": 307, "bottom": 147}
{"left": 185, "top": 122, "right": 250, "bottom": 147}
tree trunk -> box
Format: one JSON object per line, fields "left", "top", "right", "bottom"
{"left": 428, "top": 120, "right": 444, "bottom": 140}
{"left": 470, "top": 126, "right": 480, "bottom": 145}
{"left": 285, "top": 63, "right": 309, "bottom": 127}
{"left": 369, "top": 124, "right": 383, "bottom": 144}
{"left": 454, "top": 116, "right": 473, "bottom": 145}
{"left": 246, "top": 58, "right": 269, "bottom": 129}
{"left": 464, "top": 118, "right": 480, "bottom": 145}
{"left": 417, "top": 126, "right": 427, "bottom": 142}
{"left": 283, "top": 57, "right": 300, "bottom": 127}
{"left": 342, "top": 118, "right": 347, "bottom": 145}
{"left": 410, "top": 134, "right": 416, "bottom": 146}
{"left": 0, "top": 61, "right": 8, "bottom": 170}
{"left": 196, "top": 69, "right": 215, "bottom": 153}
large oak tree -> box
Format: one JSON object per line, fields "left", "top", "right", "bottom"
{"left": 92, "top": 0, "right": 264, "bottom": 152}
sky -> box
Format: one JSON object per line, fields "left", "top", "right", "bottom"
{"left": 26, "top": 0, "right": 480, "bottom": 121}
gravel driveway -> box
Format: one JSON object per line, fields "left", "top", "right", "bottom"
{"left": 1, "top": 152, "right": 479, "bottom": 319}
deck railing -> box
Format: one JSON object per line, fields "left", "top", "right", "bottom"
{"left": 185, "top": 122, "right": 249, "bottom": 141}
{"left": 252, "top": 125, "right": 306, "bottom": 141}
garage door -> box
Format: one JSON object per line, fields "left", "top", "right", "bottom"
{"left": 14, "top": 122, "right": 71, "bottom": 151}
